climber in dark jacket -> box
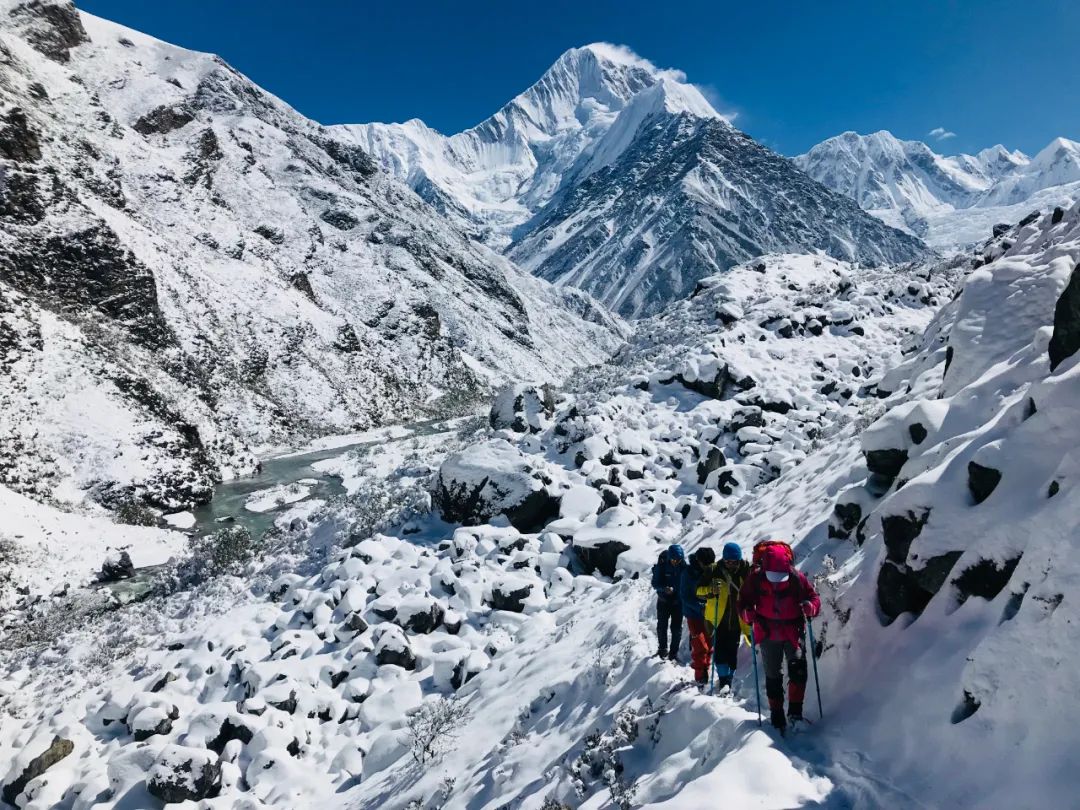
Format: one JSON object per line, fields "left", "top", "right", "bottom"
{"left": 679, "top": 546, "right": 716, "bottom": 684}
{"left": 651, "top": 544, "right": 685, "bottom": 660}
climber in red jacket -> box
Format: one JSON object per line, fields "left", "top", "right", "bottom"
{"left": 738, "top": 541, "right": 820, "bottom": 732}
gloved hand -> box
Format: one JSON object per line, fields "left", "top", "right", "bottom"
{"left": 740, "top": 609, "right": 757, "bottom": 626}
{"left": 665, "top": 587, "right": 675, "bottom": 596}
{"left": 801, "top": 600, "right": 815, "bottom": 617}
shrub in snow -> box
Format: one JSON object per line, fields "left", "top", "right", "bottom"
{"left": 147, "top": 745, "right": 222, "bottom": 803}
{"left": 407, "top": 696, "right": 471, "bottom": 764}
{"left": 433, "top": 439, "right": 560, "bottom": 532}
{"left": 114, "top": 499, "right": 158, "bottom": 527}
{"left": 173, "top": 526, "right": 259, "bottom": 587}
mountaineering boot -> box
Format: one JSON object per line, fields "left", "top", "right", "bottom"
{"left": 770, "top": 706, "right": 787, "bottom": 733}
{"left": 715, "top": 674, "right": 732, "bottom": 692}
{"left": 655, "top": 648, "right": 666, "bottom": 659}
{"left": 667, "top": 648, "right": 679, "bottom": 662}
{"left": 787, "top": 701, "right": 804, "bottom": 722}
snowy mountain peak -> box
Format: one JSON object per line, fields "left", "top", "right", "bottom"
{"left": 797, "top": 130, "right": 1080, "bottom": 245}
{"left": 334, "top": 44, "right": 720, "bottom": 248}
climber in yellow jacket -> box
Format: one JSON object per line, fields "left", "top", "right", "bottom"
{"left": 696, "top": 542, "right": 751, "bottom": 692}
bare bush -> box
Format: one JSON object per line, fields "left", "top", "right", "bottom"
{"left": 407, "top": 697, "right": 472, "bottom": 764}
{"left": 169, "top": 526, "right": 259, "bottom": 588}
{"left": 115, "top": 499, "right": 158, "bottom": 527}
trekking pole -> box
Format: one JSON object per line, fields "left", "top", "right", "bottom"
{"left": 750, "top": 626, "right": 762, "bottom": 726}
{"left": 709, "top": 595, "right": 720, "bottom": 695}
{"left": 806, "top": 616, "right": 823, "bottom": 720}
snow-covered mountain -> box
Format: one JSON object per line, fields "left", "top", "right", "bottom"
{"left": 339, "top": 46, "right": 929, "bottom": 317}
{"left": 797, "top": 130, "right": 1080, "bottom": 247}
{"left": 0, "top": 1, "right": 623, "bottom": 516}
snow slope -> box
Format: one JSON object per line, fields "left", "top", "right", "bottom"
{"left": 797, "top": 130, "right": 1080, "bottom": 249}
{"left": 341, "top": 47, "right": 929, "bottom": 317}
{"left": 0, "top": 250, "right": 960, "bottom": 808}
{"left": 0, "top": 1, "right": 623, "bottom": 516}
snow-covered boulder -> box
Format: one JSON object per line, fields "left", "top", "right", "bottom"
{"left": 433, "top": 439, "right": 560, "bottom": 532}
{"left": 2, "top": 733, "right": 74, "bottom": 807}
{"left": 147, "top": 745, "right": 222, "bottom": 804}
{"left": 373, "top": 625, "right": 417, "bottom": 670}
{"left": 394, "top": 593, "right": 445, "bottom": 634}
{"left": 98, "top": 550, "right": 135, "bottom": 582}
{"left": 489, "top": 383, "right": 554, "bottom": 433}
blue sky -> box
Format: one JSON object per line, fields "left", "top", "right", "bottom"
{"left": 79, "top": 0, "right": 1077, "bottom": 157}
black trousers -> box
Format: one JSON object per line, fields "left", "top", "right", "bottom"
{"left": 656, "top": 598, "right": 682, "bottom": 654}
{"left": 712, "top": 617, "right": 741, "bottom": 675}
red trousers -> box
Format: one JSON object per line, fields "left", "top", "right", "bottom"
{"left": 686, "top": 617, "right": 712, "bottom": 681}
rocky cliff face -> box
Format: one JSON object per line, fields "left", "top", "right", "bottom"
{"left": 0, "top": 1, "right": 623, "bottom": 511}
{"left": 511, "top": 110, "right": 930, "bottom": 317}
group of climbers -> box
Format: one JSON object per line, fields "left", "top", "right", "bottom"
{"left": 650, "top": 539, "right": 821, "bottom": 732}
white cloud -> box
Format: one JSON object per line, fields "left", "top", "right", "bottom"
{"left": 694, "top": 84, "right": 739, "bottom": 124}
{"left": 928, "top": 126, "right": 957, "bottom": 141}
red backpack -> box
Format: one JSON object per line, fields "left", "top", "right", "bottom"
{"left": 752, "top": 539, "right": 795, "bottom": 569}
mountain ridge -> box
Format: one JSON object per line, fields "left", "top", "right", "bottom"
{"left": 341, "top": 46, "right": 930, "bottom": 317}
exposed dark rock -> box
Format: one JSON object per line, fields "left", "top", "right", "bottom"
{"left": 829, "top": 501, "right": 862, "bottom": 540}
{"left": 953, "top": 555, "right": 1022, "bottom": 605}
{"left": 149, "top": 671, "right": 178, "bottom": 693}
{"left": 0, "top": 108, "right": 42, "bottom": 163}
{"left": 696, "top": 445, "right": 726, "bottom": 485}
{"left": 133, "top": 104, "right": 195, "bottom": 136}
{"left": 289, "top": 272, "right": 318, "bottom": 304}
{"left": 908, "top": 551, "right": 963, "bottom": 596}
{"left": 1018, "top": 210, "right": 1040, "bottom": 228}
{"left": 992, "top": 223, "right": 1010, "bottom": 238}
{"left": 451, "top": 656, "right": 481, "bottom": 689}
{"left": 489, "top": 583, "right": 532, "bottom": 613}
{"left": 99, "top": 550, "right": 135, "bottom": 582}
{"left": 320, "top": 209, "right": 359, "bottom": 230}
{"left": 147, "top": 748, "right": 222, "bottom": 804}
{"left": 375, "top": 642, "right": 416, "bottom": 670}
{"left": 1049, "top": 480, "right": 1060, "bottom": 497}
{"left": 908, "top": 423, "right": 928, "bottom": 445}
{"left": 730, "top": 406, "right": 764, "bottom": 432}
{"left": 881, "top": 508, "right": 930, "bottom": 562}
{"left": 950, "top": 692, "right": 981, "bottom": 724}
{"left": 572, "top": 540, "right": 631, "bottom": 579}
{"left": 183, "top": 128, "right": 223, "bottom": 186}
{"left": 1, "top": 735, "right": 74, "bottom": 805}
{"left": 1048, "top": 264, "right": 1080, "bottom": 372}
{"left": 877, "top": 550, "right": 962, "bottom": 623}
{"left": 401, "top": 602, "right": 445, "bottom": 634}
{"left": 267, "top": 690, "right": 298, "bottom": 714}
{"left": 967, "top": 461, "right": 1002, "bottom": 504}
{"left": 207, "top": 716, "right": 253, "bottom": 754}
{"left": 1051, "top": 207, "right": 1065, "bottom": 225}
{"left": 342, "top": 612, "right": 369, "bottom": 635}
{"left": 9, "top": 1, "right": 89, "bottom": 62}
{"left": 3, "top": 222, "right": 172, "bottom": 348}
{"left": 132, "top": 713, "right": 174, "bottom": 741}
{"left": 333, "top": 322, "right": 362, "bottom": 353}
{"left": 254, "top": 224, "right": 286, "bottom": 244}
{"left": 865, "top": 448, "right": 908, "bottom": 480}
